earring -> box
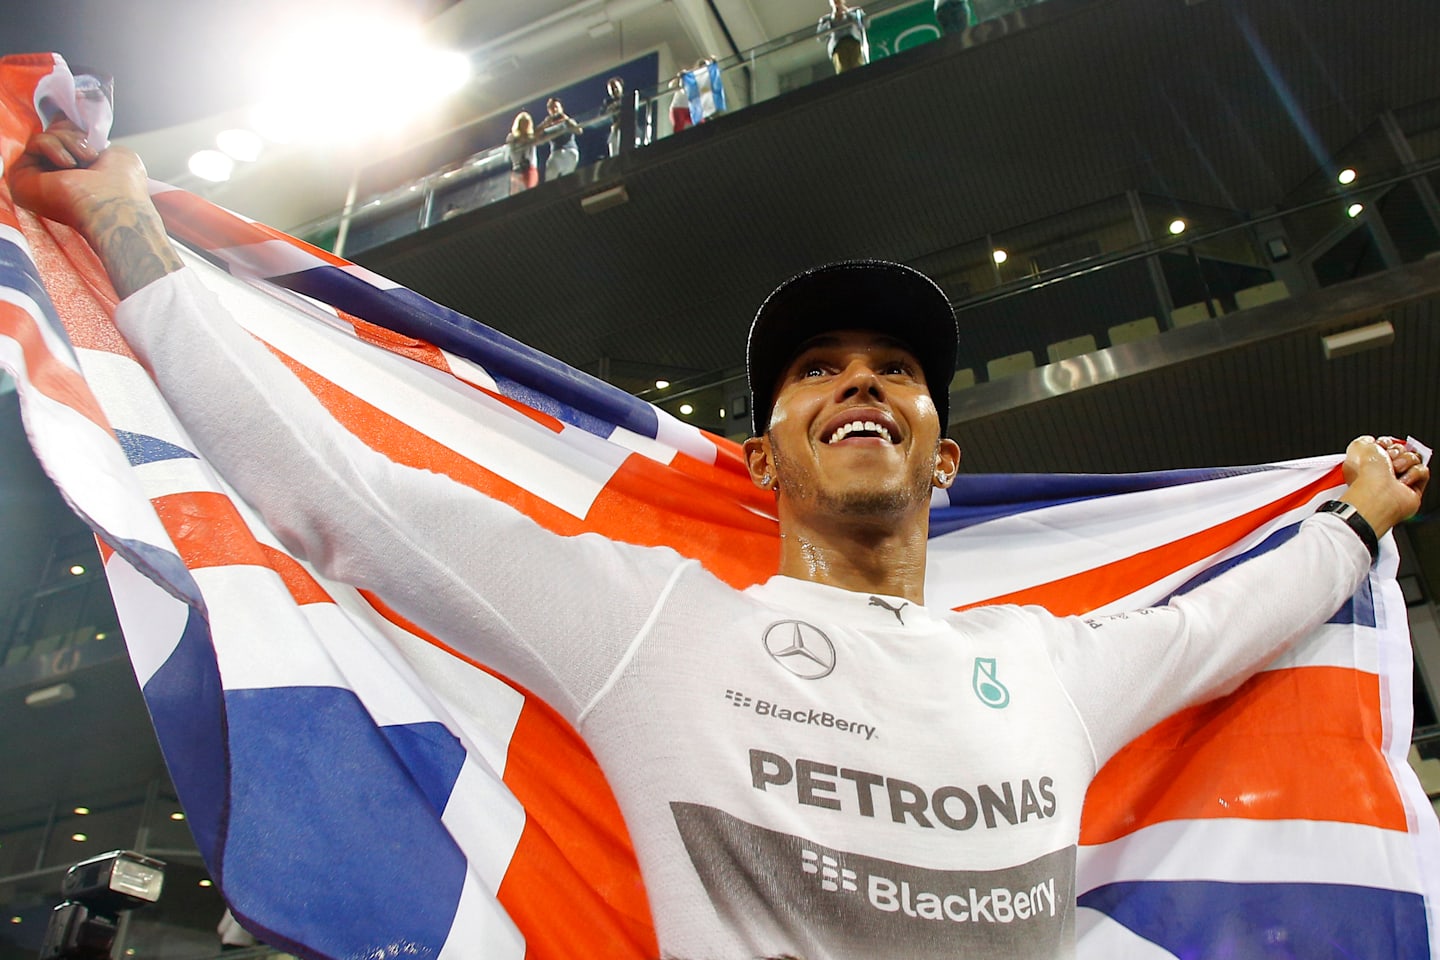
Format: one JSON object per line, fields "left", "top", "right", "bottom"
{"left": 934, "top": 471, "right": 950, "bottom": 486}
{"left": 761, "top": 473, "right": 773, "bottom": 488}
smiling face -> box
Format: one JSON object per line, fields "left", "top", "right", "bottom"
{"left": 749, "top": 329, "right": 959, "bottom": 523}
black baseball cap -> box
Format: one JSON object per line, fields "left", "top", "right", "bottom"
{"left": 746, "top": 260, "right": 958, "bottom": 436}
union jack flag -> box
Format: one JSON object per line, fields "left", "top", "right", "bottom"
{"left": 2, "top": 54, "right": 1436, "bottom": 960}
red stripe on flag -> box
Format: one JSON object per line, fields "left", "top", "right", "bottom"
{"left": 1080, "top": 664, "right": 1406, "bottom": 842}
{"left": 153, "top": 190, "right": 350, "bottom": 267}
{"left": 358, "top": 592, "right": 657, "bottom": 960}
{"left": 258, "top": 545, "right": 334, "bottom": 606}
{"left": 959, "top": 467, "right": 1345, "bottom": 615}
{"left": 273, "top": 350, "right": 591, "bottom": 535}
{"left": 0, "top": 300, "right": 113, "bottom": 433}
{"left": 498, "top": 728, "right": 659, "bottom": 960}
{"left": 151, "top": 491, "right": 333, "bottom": 606}
{"left": 17, "top": 207, "right": 141, "bottom": 359}
{"left": 586, "top": 452, "right": 779, "bottom": 589}
{"left": 344, "top": 312, "right": 452, "bottom": 374}
{"left": 0, "top": 55, "right": 50, "bottom": 173}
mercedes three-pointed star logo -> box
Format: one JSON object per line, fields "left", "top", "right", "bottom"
{"left": 762, "top": 620, "right": 837, "bottom": 679}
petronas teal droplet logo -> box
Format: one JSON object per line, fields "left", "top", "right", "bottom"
{"left": 973, "top": 657, "right": 1010, "bottom": 709}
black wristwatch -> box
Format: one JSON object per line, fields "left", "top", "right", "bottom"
{"left": 1315, "top": 500, "right": 1379, "bottom": 563}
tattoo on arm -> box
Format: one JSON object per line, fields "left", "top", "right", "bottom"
{"left": 82, "top": 197, "right": 184, "bottom": 299}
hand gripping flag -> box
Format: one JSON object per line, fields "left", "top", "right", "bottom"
{"left": 3, "top": 55, "right": 1438, "bottom": 960}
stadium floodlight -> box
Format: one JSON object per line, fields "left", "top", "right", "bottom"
{"left": 250, "top": 11, "right": 472, "bottom": 144}
{"left": 216, "top": 129, "right": 264, "bottom": 163}
{"left": 188, "top": 149, "right": 234, "bottom": 183}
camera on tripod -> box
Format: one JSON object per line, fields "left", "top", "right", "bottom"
{"left": 39, "top": 851, "right": 165, "bottom": 960}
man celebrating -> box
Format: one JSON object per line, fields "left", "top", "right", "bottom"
{"left": 15, "top": 123, "right": 1429, "bottom": 959}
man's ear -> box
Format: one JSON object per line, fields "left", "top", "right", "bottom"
{"left": 743, "top": 435, "right": 774, "bottom": 489}
{"left": 933, "top": 438, "right": 962, "bottom": 488}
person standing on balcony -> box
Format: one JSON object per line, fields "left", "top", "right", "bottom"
{"left": 669, "top": 69, "right": 693, "bottom": 133}
{"left": 602, "top": 77, "right": 627, "bottom": 158}
{"left": 504, "top": 111, "right": 539, "bottom": 195}
{"left": 540, "top": 97, "right": 583, "bottom": 181}
{"left": 817, "top": 0, "right": 870, "bottom": 74}
{"left": 935, "top": 0, "right": 971, "bottom": 35}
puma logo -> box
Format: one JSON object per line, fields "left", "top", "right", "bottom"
{"left": 867, "top": 596, "right": 907, "bottom": 624}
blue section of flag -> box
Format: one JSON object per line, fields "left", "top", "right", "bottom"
{"left": 140, "top": 604, "right": 229, "bottom": 866}
{"left": 381, "top": 721, "right": 468, "bottom": 815}
{"left": 709, "top": 62, "right": 727, "bottom": 112}
{"left": 930, "top": 467, "right": 1272, "bottom": 537}
{"left": 1080, "top": 879, "right": 1430, "bottom": 959}
{"left": 115, "top": 429, "right": 197, "bottom": 466}
{"left": 0, "top": 238, "right": 61, "bottom": 320}
{"left": 224, "top": 686, "right": 468, "bottom": 960}
{"left": 681, "top": 71, "right": 701, "bottom": 125}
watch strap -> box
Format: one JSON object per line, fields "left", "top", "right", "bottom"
{"left": 1315, "top": 500, "right": 1379, "bottom": 563}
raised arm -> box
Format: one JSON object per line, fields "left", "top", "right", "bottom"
{"left": 13, "top": 128, "right": 692, "bottom": 720}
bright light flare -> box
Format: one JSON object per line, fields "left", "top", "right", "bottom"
{"left": 1347, "top": 202, "right": 1364, "bottom": 218}
{"left": 188, "top": 150, "right": 235, "bottom": 182}
{"left": 249, "top": 11, "right": 472, "bottom": 145}
{"left": 1337, "top": 168, "right": 1357, "bottom": 185}
{"left": 216, "top": 128, "right": 264, "bottom": 162}
{"left": 991, "top": 249, "right": 1008, "bottom": 264}
{"left": 1168, "top": 218, "right": 1187, "bottom": 235}
{"left": 249, "top": 102, "right": 296, "bottom": 144}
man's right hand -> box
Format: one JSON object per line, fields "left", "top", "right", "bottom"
{"left": 11, "top": 120, "right": 182, "bottom": 298}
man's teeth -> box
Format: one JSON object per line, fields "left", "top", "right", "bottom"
{"left": 828, "top": 420, "right": 893, "bottom": 444}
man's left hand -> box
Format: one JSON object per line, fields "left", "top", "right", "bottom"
{"left": 1339, "top": 435, "right": 1429, "bottom": 538}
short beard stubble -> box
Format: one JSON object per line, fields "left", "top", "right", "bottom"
{"left": 770, "top": 438, "right": 939, "bottom": 521}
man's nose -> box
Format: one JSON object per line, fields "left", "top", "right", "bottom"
{"left": 835, "top": 359, "right": 884, "bottom": 401}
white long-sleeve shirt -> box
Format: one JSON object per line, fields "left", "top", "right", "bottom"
{"left": 116, "top": 269, "right": 1370, "bottom": 959}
